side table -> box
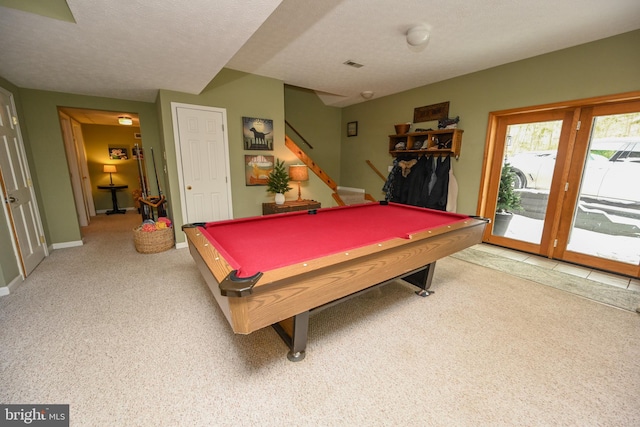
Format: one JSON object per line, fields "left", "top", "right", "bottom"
{"left": 262, "top": 200, "right": 321, "bottom": 215}
{"left": 98, "top": 185, "right": 129, "bottom": 215}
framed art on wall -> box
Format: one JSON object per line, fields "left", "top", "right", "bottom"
{"left": 243, "top": 117, "right": 274, "bottom": 150}
{"left": 108, "top": 147, "right": 128, "bottom": 160}
{"left": 413, "top": 102, "right": 450, "bottom": 123}
{"left": 245, "top": 154, "right": 274, "bottom": 186}
{"left": 347, "top": 121, "right": 358, "bottom": 137}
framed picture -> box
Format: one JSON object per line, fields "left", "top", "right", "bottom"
{"left": 413, "top": 101, "right": 450, "bottom": 123}
{"left": 243, "top": 117, "right": 274, "bottom": 150}
{"left": 108, "top": 147, "right": 128, "bottom": 160}
{"left": 347, "top": 121, "right": 358, "bottom": 137}
{"left": 245, "top": 154, "right": 274, "bottom": 186}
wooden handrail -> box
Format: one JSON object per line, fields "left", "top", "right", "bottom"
{"left": 285, "top": 120, "right": 314, "bottom": 149}
{"left": 366, "top": 160, "right": 387, "bottom": 182}
{"left": 285, "top": 134, "right": 377, "bottom": 206}
{"left": 285, "top": 136, "right": 338, "bottom": 191}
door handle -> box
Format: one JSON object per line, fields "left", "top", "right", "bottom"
{"left": 6, "top": 196, "right": 17, "bottom": 203}
{"left": 187, "top": 186, "right": 192, "bottom": 190}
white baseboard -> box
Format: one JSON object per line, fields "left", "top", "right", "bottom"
{"left": 0, "top": 275, "right": 24, "bottom": 297}
{"left": 52, "top": 240, "right": 84, "bottom": 249}
{"left": 175, "top": 241, "right": 188, "bottom": 249}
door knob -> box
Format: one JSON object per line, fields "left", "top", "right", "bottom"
{"left": 187, "top": 186, "right": 192, "bottom": 190}
{"left": 7, "top": 196, "right": 17, "bottom": 203}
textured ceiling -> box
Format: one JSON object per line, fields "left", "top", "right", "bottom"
{"left": 0, "top": 0, "right": 283, "bottom": 102}
{"left": 1, "top": 0, "right": 639, "bottom": 110}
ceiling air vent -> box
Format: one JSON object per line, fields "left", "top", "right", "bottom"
{"left": 343, "top": 60, "right": 364, "bottom": 68}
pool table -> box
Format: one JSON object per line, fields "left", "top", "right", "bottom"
{"left": 183, "top": 202, "right": 488, "bottom": 361}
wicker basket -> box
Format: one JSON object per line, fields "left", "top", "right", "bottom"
{"left": 133, "top": 226, "right": 174, "bottom": 254}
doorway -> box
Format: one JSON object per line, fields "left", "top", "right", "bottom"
{"left": 479, "top": 94, "right": 640, "bottom": 278}
{"left": 59, "top": 111, "right": 93, "bottom": 226}
{"left": 57, "top": 108, "right": 142, "bottom": 226}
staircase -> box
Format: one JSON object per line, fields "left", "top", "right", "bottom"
{"left": 284, "top": 135, "right": 377, "bottom": 206}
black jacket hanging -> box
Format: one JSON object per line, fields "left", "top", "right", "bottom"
{"left": 424, "top": 156, "right": 451, "bottom": 211}
{"left": 406, "top": 155, "right": 429, "bottom": 207}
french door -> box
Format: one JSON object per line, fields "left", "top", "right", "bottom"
{"left": 557, "top": 102, "right": 640, "bottom": 276}
{"left": 479, "top": 94, "right": 640, "bottom": 278}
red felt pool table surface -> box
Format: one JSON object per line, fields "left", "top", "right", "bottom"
{"left": 198, "top": 202, "right": 470, "bottom": 278}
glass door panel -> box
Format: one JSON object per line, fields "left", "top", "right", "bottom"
{"left": 482, "top": 96, "right": 640, "bottom": 277}
{"left": 565, "top": 112, "right": 640, "bottom": 265}
{"left": 492, "top": 120, "right": 563, "bottom": 244}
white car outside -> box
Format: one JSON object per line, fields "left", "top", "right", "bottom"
{"left": 507, "top": 138, "right": 640, "bottom": 204}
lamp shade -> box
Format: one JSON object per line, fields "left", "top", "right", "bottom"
{"left": 289, "top": 165, "right": 308, "bottom": 182}
{"left": 103, "top": 164, "right": 117, "bottom": 173}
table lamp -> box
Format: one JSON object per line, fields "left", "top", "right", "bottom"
{"left": 103, "top": 164, "right": 117, "bottom": 185}
{"left": 289, "top": 165, "right": 309, "bottom": 201}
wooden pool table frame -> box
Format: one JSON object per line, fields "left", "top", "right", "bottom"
{"left": 183, "top": 209, "right": 487, "bottom": 361}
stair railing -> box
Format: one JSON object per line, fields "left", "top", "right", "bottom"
{"left": 284, "top": 134, "right": 377, "bottom": 206}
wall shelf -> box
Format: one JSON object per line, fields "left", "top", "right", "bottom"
{"left": 388, "top": 129, "right": 463, "bottom": 159}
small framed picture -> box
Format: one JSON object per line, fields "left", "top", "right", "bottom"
{"left": 243, "top": 117, "right": 274, "bottom": 150}
{"left": 347, "top": 121, "right": 358, "bottom": 137}
{"left": 245, "top": 154, "right": 274, "bottom": 186}
{"left": 108, "top": 147, "right": 128, "bottom": 160}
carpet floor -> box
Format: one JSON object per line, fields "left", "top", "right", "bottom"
{"left": 1, "top": 212, "right": 639, "bottom": 426}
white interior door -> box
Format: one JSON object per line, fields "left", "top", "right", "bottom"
{"left": 71, "top": 119, "right": 96, "bottom": 217}
{"left": 0, "top": 88, "right": 47, "bottom": 276}
{"left": 172, "top": 103, "right": 233, "bottom": 224}
{"left": 59, "top": 113, "right": 89, "bottom": 226}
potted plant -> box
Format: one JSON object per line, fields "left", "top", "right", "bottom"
{"left": 266, "top": 159, "right": 292, "bottom": 205}
{"left": 493, "top": 162, "right": 522, "bottom": 236}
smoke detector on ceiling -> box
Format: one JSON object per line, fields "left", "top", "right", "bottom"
{"left": 406, "top": 26, "right": 430, "bottom": 47}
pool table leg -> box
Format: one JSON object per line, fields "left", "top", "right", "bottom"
{"left": 403, "top": 261, "right": 436, "bottom": 297}
{"left": 272, "top": 311, "right": 310, "bottom": 362}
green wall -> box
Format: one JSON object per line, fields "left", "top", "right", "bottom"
{"left": 341, "top": 30, "right": 640, "bottom": 215}
{"left": 82, "top": 124, "right": 143, "bottom": 211}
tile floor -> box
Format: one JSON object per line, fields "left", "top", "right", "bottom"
{"left": 473, "top": 243, "right": 640, "bottom": 292}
